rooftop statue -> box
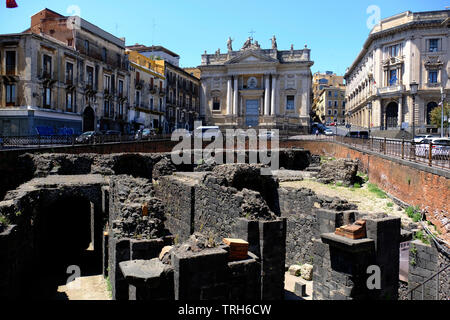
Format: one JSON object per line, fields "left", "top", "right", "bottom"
{"left": 242, "top": 37, "right": 253, "bottom": 50}
{"left": 271, "top": 35, "right": 277, "bottom": 50}
{"left": 227, "top": 37, "right": 233, "bottom": 51}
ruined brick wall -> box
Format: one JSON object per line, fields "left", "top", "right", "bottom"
{"left": 408, "top": 240, "right": 450, "bottom": 300}
{"left": 281, "top": 140, "right": 449, "bottom": 242}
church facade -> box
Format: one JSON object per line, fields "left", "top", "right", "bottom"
{"left": 198, "top": 37, "right": 313, "bottom": 132}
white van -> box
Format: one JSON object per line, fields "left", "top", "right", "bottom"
{"left": 194, "top": 126, "right": 221, "bottom": 140}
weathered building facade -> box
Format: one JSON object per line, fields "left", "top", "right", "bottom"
{"left": 126, "top": 50, "right": 166, "bottom": 132}
{"left": 126, "top": 44, "right": 200, "bottom": 132}
{"left": 344, "top": 10, "right": 449, "bottom": 135}
{"left": 0, "top": 8, "right": 131, "bottom": 136}
{"left": 198, "top": 37, "right": 313, "bottom": 131}
{"left": 313, "top": 86, "right": 346, "bottom": 125}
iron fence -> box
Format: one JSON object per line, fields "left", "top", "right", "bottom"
{"left": 0, "top": 133, "right": 174, "bottom": 149}
{"left": 331, "top": 135, "right": 450, "bottom": 170}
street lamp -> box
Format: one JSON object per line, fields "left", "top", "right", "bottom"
{"left": 367, "top": 102, "right": 372, "bottom": 138}
{"left": 410, "top": 81, "right": 418, "bottom": 140}
{"left": 441, "top": 87, "right": 446, "bottom": 138}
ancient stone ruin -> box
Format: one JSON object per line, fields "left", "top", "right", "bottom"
{"left": 0, "top": 148, "right": 448, "bottom": 300}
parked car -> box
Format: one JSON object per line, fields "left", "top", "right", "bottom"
{"left": 415, "top": 138, "right": 450, "bottom": 159}
{"left": 345, "top": 131, "right": 369, "bottom": 139}
{"left": 329, "top": 122, "right": 336, "bottom": 126}
{"left": 75, "top": 131, "right": 103, "bottom": 144}
{"left": 324, "top": 129, "right": 334, "bottom": 136}
{"left": 135, "top": 128, "right": 156, "bottom": 140}
{"left": 194, "top": 126, "right": 221, "bottom": 140}
{"left": 413, "top": 134, "right": 437, "bottom": 144}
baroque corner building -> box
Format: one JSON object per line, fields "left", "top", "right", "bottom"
{"left": 198, "top": 38, "right": 314, "bottom": 132}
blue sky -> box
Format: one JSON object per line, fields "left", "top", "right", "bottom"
{"left": 0, "top": 0, "right": 447, "bottom": 75}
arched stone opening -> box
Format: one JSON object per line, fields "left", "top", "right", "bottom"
{"left": 385, "top": 102, "right": 398, "bottom": 128}
{"left": 83, "top": 106, "right": 95, "bottom": 133}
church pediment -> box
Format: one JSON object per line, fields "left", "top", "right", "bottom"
{"left": 225, "top": 51, "right": 278, "bottom": 65}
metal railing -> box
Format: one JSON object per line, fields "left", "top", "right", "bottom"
{"left": 405, "top": 263, "right": 449, "bottom": 300}
{"left": 329, "top": 135, "right": 450, "bottom": 170}
{"left": 0, "top": 133, "right": 173, "bottom": 149}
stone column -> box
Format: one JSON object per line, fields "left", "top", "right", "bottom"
{"left": 398, "top": 96, "right": 403, "bottom": 127}
{"left": 233, "top": 77, "right": 238, "bottom": 116}
{"left": 264, "top": 76, "right": 270, "bottom": 116}
{"left": 271, "top": 75, "right": 276, "bottom": 116}
{"left": 227, "top": 78, "right": 232, "bottom": 115}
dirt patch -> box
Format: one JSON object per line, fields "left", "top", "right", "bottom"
{"left": 280, "top": 179, "right": 415, "bottom": 229}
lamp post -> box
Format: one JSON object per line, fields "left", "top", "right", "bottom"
{"left": 410, "top": 81, "right": 418, "bottom": 140}
{"left": 368, "top": 102, "right": 372, "bottom": 138}
{"left": 441, "top": 87, "right": 446, "bottom": 138}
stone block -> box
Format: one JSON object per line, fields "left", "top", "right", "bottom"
{"left": 300, "top": 264, "right": 313, "bottom": 281}
{"left": 294, "top": 280, "right": 307, "bottom": 297}
{"left": 288, "top": 264, "right": 302, "bottom": 276}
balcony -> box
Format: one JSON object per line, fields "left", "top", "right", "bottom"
{"left": 6, "top": 64, "right": 16, "bottom": 76}
{"left": 377, "top": 84, "right": 405, "bottom": 96}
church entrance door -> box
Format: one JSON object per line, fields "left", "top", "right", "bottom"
{"left": 245, "top": 99, "right": 259, "bottom": 127}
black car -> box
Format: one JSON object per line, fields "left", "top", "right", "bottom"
{"left": 345, "top": 131, "right": 369, "bottom": 139}
{"left": 75, "top": 131, "right": 103, "bottom": 144}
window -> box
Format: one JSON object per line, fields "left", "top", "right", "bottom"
{"left": 118, "top": 102, "right": 124, "bottom": 116}
{"left": 136, "top": 91, "right": 141, "bottom": 106}
{"left": 334, "top": 109, "right": 338, "bottom": 115}
{"left": 43, "top": 87, "right": 51, "bottom": 107}
{"left": 136, "top": 71, "right": 140, "bottom": 83}
{"left": 429, "top": 39, "right": 439, "bottom": 52}
{"left": 5, "top": 84, "right": 16, "bottom": 105}
{"left": 150, "top": 97, "right": 154, "bottom": 110}
{"left": 118, "top": 80, "right": 124, "bottom": 96}
{"left": 102, "top": 48, "right": 107, "bottom": 62}
{"left": 66, "top": 92, "right": 73, "bottom": 112}
{"left": 343, "top": 101, "right": 346, "bottom": 108}
{"left": 328, "top": 110, "right": 332, "bottom": 115}
{"left": 6, "top": 51, "right": 16, "bottom": 75}
{"left": 328, "top": 91, "right": 331, "bottom": 96}
{"left": 334, "top": 101, "right": 338, "bottom": 107}
{"left": 67, "top": 39, "right": 73, "bottom": 47}
{"left": 334, "top": 91, "right": 338, "bottom": 97}
{"left": 84, "top": 40, "right": 90, "bottom": 55}
{"left": 286, "top": 95, "right": 295, "bottom": 110}
{"left": 212, "top": 97, "right": 220, "bottom": 111}
{"left": 104, "top": 100, "right": 110, "bottom": 117}
{"left": 328, "top": 101, "right": 332, "bottom": 107}
{"left": 428, "top": 70, "right": 438, "bottom": 83}
{"left": 43, "top": 54, "right": 52, "bottom": 76}
{"left": 86, "top": 66, "right": 94, "bottom": 86}
{"left": 159, "top": 98, "right": 163, "bottom": 110}
{"left": 386, "top": 43, "right": 401, "bottom": 57}
{"left": 104, "top": 75, "right": 111, "bottom": 92}
{"left": 389, "top": 69, "right": 397, "bottom": 86}
{"left": 66, "top": 62, "right": 73, "bottom": 84}
{"left": 150, "top": 78, "right": 154, "bottom": 89}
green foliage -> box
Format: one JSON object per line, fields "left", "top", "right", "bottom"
{"left": 357, "top": 172, "right": 369, "bottom": 183}
{"left": 15, "top": 211, "right": 22, "bottom": 217}
{"left": 386, "top": 202, "right": 394, "bottom": 208}
{"left": 174, "top": 234, "right": 180, "bottom": 245}
{"left": 406, "top": 206, "right": 422, "bottom": 222}
{"left": 414, "top": 230, "right": 430, "bottom": 245}
{"left": 429, "top": 102, "right": 449, "bottom": 129}
{"left": 335, "top": 182, "right": 343, "bottom": 187}
{"left": 106, "top": 275, "right": 112, "bottom": 298}
{"left": 410, "top": 244, "right": 417, "bottom": 266}
{"left": 353, "top": 183, "right": 361, "bottom": 189}
{"left": 0, "top": 215, "right": 10, "bottom": 225}
{"left": 367, "top": 183, "right": 386, "bottom": 198}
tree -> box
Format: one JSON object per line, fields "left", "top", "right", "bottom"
{"left": 430, "top": 102, "right": 449, "bottom": 135}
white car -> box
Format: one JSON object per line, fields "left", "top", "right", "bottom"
{"left": 324, "top": 129, "right": 334, "bottom": 136}
{"left": 415, "top": 138, "right": 450, "bottom": 158}
{"left": 194, "top": 126, "right": 221, "bottom": 140}
{"left": 413, "top": 134, "right": 437, "bottom": 143}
